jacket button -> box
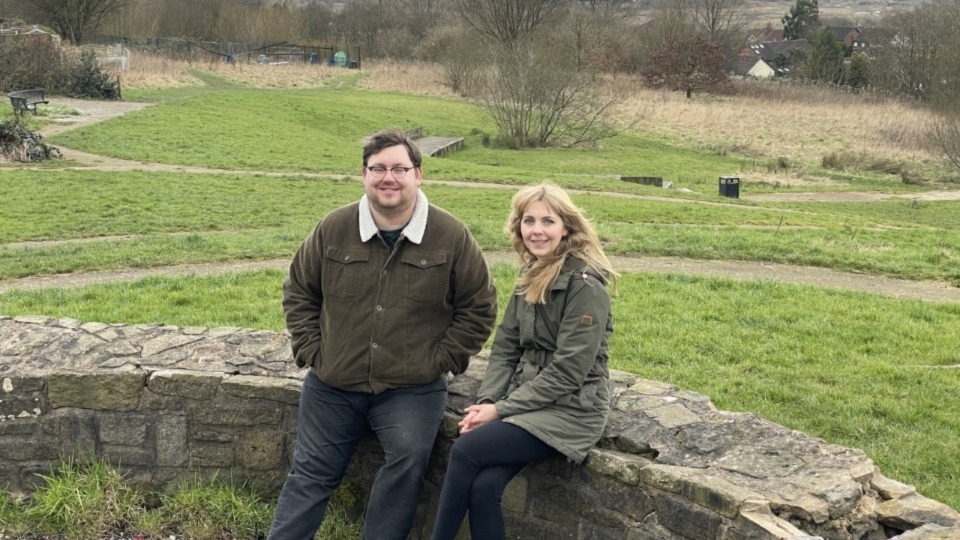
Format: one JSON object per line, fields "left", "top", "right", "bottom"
{"left": 371, "top": 342, "right": 379, "bottom": 349}
{"left": 376, "top": 305, "right": 383, "bottom": 311}
{"left": 345, "top": 256, "right": 351, "bottom": 261}
{"left": 420, "top": 260, "right": 427, "bottom": 266}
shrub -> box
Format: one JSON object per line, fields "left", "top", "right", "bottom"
{"left": 66, "top": 50, "right": 121, "bottom": 99}
{"left": 821, "top": 151, "right": 903, "bottom": 174}
{"left": 0, "top": 119, "right": 62, "bottom": 162}
{"left": 0, "top": 37, "right": 66, "bottom": 92}
{"left": 0, "top": 41, "right": 119, "bottom": 99}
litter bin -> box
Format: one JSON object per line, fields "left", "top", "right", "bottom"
{"left": 719, "top": 176, "right": 740, "bottom": 198}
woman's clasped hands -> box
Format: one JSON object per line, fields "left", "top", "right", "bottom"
{"left": 458, "top": 403, "right": 500, "bottom": 435}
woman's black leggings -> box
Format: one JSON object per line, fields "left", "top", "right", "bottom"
{"left": 430, "top": 420, "right": 559, "bottom": 540}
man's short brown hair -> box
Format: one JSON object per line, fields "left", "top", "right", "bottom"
{"left": 362, "top": 128, "right": 422, "bottom": 168}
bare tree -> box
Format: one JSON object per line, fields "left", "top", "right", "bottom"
{"left": 479, "top": 38, "right": 625, "bottom": 148}
{"left": 562, "top": 0, "right": 632, "bottom": 72}
{"left": 930, "top": 113, "right": 960, "bottom": 171}
{"left": 641, "top": 0, "right": 746, "bottom": 64}
{"left": 690, "top": 0, "right": 747, "bottom": 45}
{"left": 25, "top": 0, "right": 131, "bottom": 44}
{"left": 452, "top": 0, "right": 560, "bottom": 47}
{"left": 869, "top": 0, "right": 960, "bottom": 107}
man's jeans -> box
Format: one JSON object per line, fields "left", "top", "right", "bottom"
{"left": 268, "top": 371, "right": 447, "bottom": 540}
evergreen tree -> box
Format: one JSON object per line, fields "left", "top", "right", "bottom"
{"left": 804, "top": 27, "right": 845, "bottom": 84}
{"left": 782, "top": 0, "right": 820, "bottom": 40}
{"left": 847, "top": 54, "right": 870, "bottom": 92}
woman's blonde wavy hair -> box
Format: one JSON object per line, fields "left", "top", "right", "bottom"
{"left": 507, "top": 183, "right": 617, "bottom": 304}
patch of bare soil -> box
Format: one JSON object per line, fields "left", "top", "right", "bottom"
{"left": 4, "top": 97, "right": 955, "bottom": 304}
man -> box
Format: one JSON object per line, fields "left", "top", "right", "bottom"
{"left": 269, "top": 128, "right": 498, "bottom": 540}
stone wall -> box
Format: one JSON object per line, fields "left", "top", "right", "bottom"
{"left": 1, "top": 315, "right": 958, "bottom": 540}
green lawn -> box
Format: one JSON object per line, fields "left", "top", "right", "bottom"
{"left": 2, "top": 75, "right": 960, "bottom": 513}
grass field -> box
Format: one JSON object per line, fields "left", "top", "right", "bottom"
{"left": 1, "top": 59, "right": 959, "bottom": 521}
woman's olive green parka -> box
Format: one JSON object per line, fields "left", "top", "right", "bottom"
{"left": 477, "top": 255, "right": 613, "bottom": 463}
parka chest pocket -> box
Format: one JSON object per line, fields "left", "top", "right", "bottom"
{"left": 400, "top": 251, "right": 448, "bottom": 303}
{"left": 324, "top": 247, "right": 369, "bottom": 298}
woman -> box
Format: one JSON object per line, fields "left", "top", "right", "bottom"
{"left": 431, "top": 183, "right": 616, "bottom": 540}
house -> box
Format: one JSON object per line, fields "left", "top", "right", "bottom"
{"left": 746, "top": 27, "right": 785, "bottom": 45}
{"left": 829, "top": 26, "right": 862, "bottom": 49}
{"left": 730, "top": 56, "right": 776, "bottom": 79}
{"left": 738, "top": 39, "right": 810, "bottom": 77}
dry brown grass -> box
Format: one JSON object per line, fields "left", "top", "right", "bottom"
{"left": 116, "top": 55, "right": 945, "bottom": 183}
{"left": 360, "top": 61, "right": 942, "bottom": 175}
{"left": 118, "top": 52, "right": 206, "bottom": 89}
{"left": 357, "top": 59, "right": 459, "bottom": 98}
{"left": 615, "top": 77, "right": 940, "bottom": 163}
{"left": 118, "top": 52, "right": 346, "bottom": 90}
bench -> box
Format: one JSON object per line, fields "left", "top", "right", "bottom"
{"left": 8, "top": 88, "right": 49, "bottom": 116}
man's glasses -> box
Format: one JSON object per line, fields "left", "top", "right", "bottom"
{"left": 366, "top": 166, "right": 415, "bottom": 179}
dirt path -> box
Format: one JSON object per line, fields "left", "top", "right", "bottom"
{"left": 5, "top": 97, "right": 955, "bottom": 304}
{"left": 3, "top": 251, "right": 958, "bottom": 304}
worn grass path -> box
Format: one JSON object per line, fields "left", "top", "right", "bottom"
{"left": 3, "top": 97, "right": 957, "bottom": 304}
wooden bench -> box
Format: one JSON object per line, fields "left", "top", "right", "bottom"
{"left": 8, "top": 88, "right": 49, "bottom": 116}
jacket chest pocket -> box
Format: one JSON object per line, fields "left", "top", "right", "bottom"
{"left": 325, "top": 247, "right": 370, "bottom": 298}
{"left": 400, "top": 251, "right": 448, "bottom": 303}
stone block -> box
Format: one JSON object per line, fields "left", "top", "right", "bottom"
{"left": 501, "top": 474, "right": 528, "bottom": 514}
{"left": 190, "top": 442, "right": 235, "bottom": 468}
{"left": 871, "top": 473, "right": 916, "bottom": 500}
{"left": 140, "top": 333, "right": 204, "bottom": 357}
{"left": 877, "top": 494, "right": 960, "bottom": 529}
{"left": 221, "top": 374, "right": 301, "bottom": 405}
{"left": 678, "top": 471, "right": 765, "bottom": 519}
{"left": 48, "top": 372, "right": 145, "bottom": 411}
{"left": 658, "top": 493, "right": 724, "bottom": 540}
{"left": 191, "top": 393, "right": 284, "bottom": 426}
{"left": 645, "top": 403, "right": 701, "bottom": 428}
{"left": 0, "top": 438, "right": 58, "bottom": 461}
{"left": 155, "top": 415, "right": 188, "bottom": 467}
{"left": 898, "top": 524, "right": 960, "bottom": 540}
{"left": 585, "top": 448, "right": 648, "bottom": 485}
{"left": 730, "top": 499, "right": 815, "bottom": 539}
{"left": 57, "top": 413, "right": 97, "bottom": 460}
{"left": 582, "top": 467, "right": 655, "bottom": 521}
{"left": 98, "top": 413, "right": 149, "bottom": 445}
{"left": 148, "top": 369, "right": 221, "bottom": 400}
{"left": 504, "top": 514, "right": 576, "bottom": 539}
{"left": 528, "top": 482, "right": 582, "bottom": 528}
{"left": 102, "top": 443, "right": 155, "bottom": 466}
{"left": 2, "top": 376, "right": 45, "bottom": 393}
{"left": 0, "top": 393, "right": 45, "bottom": 420}
{"left": 236, "top": 430, "right": 284, "bottom": 470}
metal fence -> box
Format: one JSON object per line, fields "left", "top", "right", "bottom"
{"left": 86, "top": 34, "right": 361, "bottom": 67}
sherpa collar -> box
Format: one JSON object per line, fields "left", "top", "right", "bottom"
{"left": 359, "top": 189, "right": 429, "bottom": 244}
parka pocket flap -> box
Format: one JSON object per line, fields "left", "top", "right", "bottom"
{"left": 325, "top": 247, "right": 369, "bottom": 264}
{"left": 400, "top": 251, "right": 447, "bottom": 269}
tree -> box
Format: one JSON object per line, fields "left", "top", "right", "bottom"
{"left": 782, "top": 0, "right": 819, "bottom": 40}
{"left": 690, "top": 0, "right": 748, "bottom": 48}
{"left": 25, "top": 0, "right": 131, "bottom": 44}
{"left": 846, "top": 53, "right": 869, "bottom": 92}
{"left": 452, "top": 0, "right": 560, "bottom": 47}
{"left": 478, "top": 38, "right": 625, "bottom": 148}
{"left": 930, "top": 113, "right": 960, "bottom": 171}
{"left": 869, "top": 1, "right": 960, "bottom": 108}
{"left": 643, "top": 36, "right": 728, "bottom": 98}
{"left": 804, "top": 27, "right": 845, "bottom": 84}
